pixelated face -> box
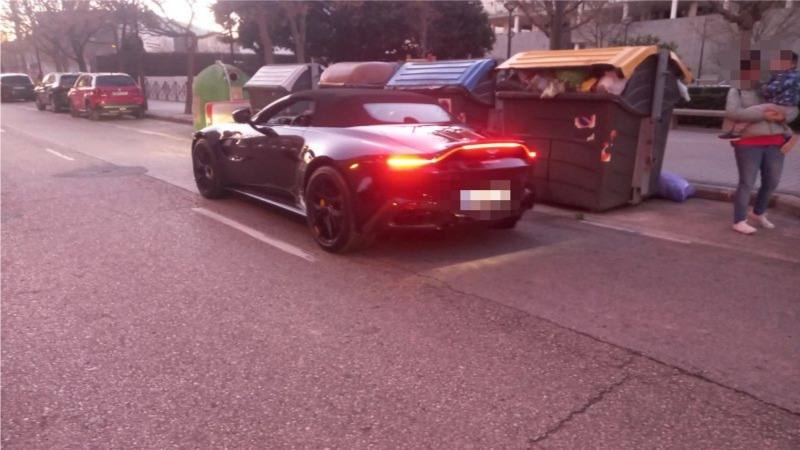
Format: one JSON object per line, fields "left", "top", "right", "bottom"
{"left": 731, "top": 51, "right": 761, "bottom": 89}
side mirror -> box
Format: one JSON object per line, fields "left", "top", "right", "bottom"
{"left": 232, "top": 107, "right": 252, "bottom": 124}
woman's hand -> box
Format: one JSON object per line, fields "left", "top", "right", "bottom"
{"left": 763, "top": 108, "right": 786, "bottom": 122}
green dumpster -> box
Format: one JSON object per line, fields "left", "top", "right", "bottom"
{"left": 192, "top": 61, "right": 250, "bottom": 130}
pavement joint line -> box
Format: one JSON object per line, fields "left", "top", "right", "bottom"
{"left": 528, "top": 373, "right": 634, "bottom": 445}
{"left": 109, "top": 123, "right": 186, "bottom": 142}
{"left": 192, "top": 207, "right": 316, "bottom": 262}
{"left": 363, "top": 255, "right": 800, "bottom": 417}
{"left": 580, "top": 219, "right": 694, "bottom": 244}
{"left": 44, "top": 148, "right": 74, "bottom": 161}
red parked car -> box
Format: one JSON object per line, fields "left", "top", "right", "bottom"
{"left": 68, "top": 73, "right": 146, "bottom": 120}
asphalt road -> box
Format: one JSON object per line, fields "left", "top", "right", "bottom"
{"left": 2, "top": 102, "right": 799, "bottom": 448}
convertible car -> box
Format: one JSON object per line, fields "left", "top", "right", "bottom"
{"left": 192, "top": 89, "right": 536, "bottom": 252}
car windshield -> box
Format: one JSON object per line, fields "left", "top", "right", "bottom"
{"left": 2, "top": 75, "right": 32, "bottom": 86}
{"left": 96, "top": 75, "right": 136, "bottom": 87}
{"left": 60, "top": 75, "right": 79, "bottom": 87}
{"left": 362, "top": 102, "right": 452, "bottom": 125}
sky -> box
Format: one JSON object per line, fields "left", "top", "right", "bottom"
{"left": 154, "top": 0, "right": 223, "bottom": 33}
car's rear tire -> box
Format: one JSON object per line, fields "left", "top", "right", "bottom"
{"left": 133, "top": 108, "right": 144, "bottom": 119}
{"left": 489, "top": 214, "right": 522, "bottom": 229}
{"left": 35, "top": 98, "right": 45, "bottom": 111}
{"left": 192, "top": 139, "right": 227, "bottom": 199}
{"left": 89, "top": 106, "right": 101, "bottom": 121}
{"left": 50, "top": 97, "right": 61, "bottom": 113}
{"left": 304, "top": 166, "right": 368, "bottom": 253}
{"left": 69, "top": 103, "right": 79, "bottom": 117}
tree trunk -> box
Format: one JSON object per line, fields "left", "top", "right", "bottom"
{"left": 75, "top": 54, "right": 88, "bottom": 71}
{"left": 184, "top": 34, "right": 196, "bottom": 115}
{"left": 256, "top": 12, "right": 275, "bottom": 65}
{"left": 550, "top": 1, "right": 565, "bottom": 50}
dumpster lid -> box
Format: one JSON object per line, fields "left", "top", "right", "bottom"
{"left": 245, "top": 64, "right": 321, "bottom": 91}
{"left": 319, "top": 61, "right": 399, "bottom": 88}
{"left": 497, "top": 46, "right": 692, "bottom": 84}
{"left": 386, "top": 58, "right": 497, "bottom": 91}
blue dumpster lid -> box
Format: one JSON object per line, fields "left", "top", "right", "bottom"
{"left": 386, "top": 59, "right": 497, "bottom": 92}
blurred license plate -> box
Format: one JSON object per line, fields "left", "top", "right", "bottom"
{"left": 460, "top": 189, "right": 511, "bottom": 211}
{"left": 112, "top": 91, "right": 127, "bottom": 96}
{"left": 118, "top": 107, "right": 128, "bottom": 111}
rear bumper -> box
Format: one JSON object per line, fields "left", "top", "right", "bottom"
{"left": 365, "top": 186, "right": 535, "bottom": 232}
{"left": 97, "top": 104, "right": 144, "bottom": 114}
{"left": 2, "top": 89, "right": 34, "bottom": 100}
{"left": 354, "top": 162, "right": 536, "bottom": 232}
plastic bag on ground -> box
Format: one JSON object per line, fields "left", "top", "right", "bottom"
{"left": 657, "top": 171, "right": 696, "bottom": 202}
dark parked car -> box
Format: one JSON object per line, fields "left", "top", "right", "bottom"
{"left": 35, "top": 72, "right": 80, "bottom": 112}
{"left": 68, "top": 73, "right": 145, "bottom": 120}
{"left": 0, "top": 73, "right": 35, "bottom": 102}
{"left": 192, "top": 89, "right": 537, "bottom": 252}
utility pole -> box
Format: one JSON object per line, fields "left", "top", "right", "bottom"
{"left": 504, "top": 1, "right": 518, "bottom": 58}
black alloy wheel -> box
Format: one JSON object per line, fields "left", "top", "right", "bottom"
{"left": 304, "top": 167, "right": 363, "bottom": 253}
{"left": 192, "top": 139, "right": 226, "bottom": 199}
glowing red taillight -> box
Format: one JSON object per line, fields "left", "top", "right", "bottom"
{"left": 386, "top": 155, "right": 434, "bottom": 169}
{"left": 386, "top": 141, "right": 534, "bottom": 170}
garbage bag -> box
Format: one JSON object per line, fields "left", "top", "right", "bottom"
{"left": 657, "top": 171, "right": 696, "bottom": 202}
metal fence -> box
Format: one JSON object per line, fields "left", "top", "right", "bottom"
{"left": 144, "top": 77, "right": 187, "bottom": 102}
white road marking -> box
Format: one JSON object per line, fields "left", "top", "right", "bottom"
{"left": 193, "top": 207, "right": 316, "bottom": 262}
{"left": 22, "top": 106, "right": 38, "bottom": 112}
{"left": 109, "top": 123, "right": 186, "bottom": 142}
{"left": 581, "top": 219, "right": 693, "bottom": 244}
{"left": 44, "top": 148, "right": 75, "bottom": 161}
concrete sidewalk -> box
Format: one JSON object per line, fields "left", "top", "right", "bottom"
{"left": 145, "top": 99, "right": 192, "bottom": 125}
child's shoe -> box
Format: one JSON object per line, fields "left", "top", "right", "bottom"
{"left": 748, "top": 212, "right": 775, "bottom": 229}
{"left": 732, "top": 221, "right": 757, "bottom": 235}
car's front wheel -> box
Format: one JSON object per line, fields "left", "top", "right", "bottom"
{"left": 35, "top": 97, "right": 45, "bottom": 111}
{"left": 192, "top": 139, "right": 226, "bottom": 199}
{"left": 69, "top": 102, "right": 80, "bottom": 117}
{"left": 304, "top": 166, "right": 367, "bottom": 253}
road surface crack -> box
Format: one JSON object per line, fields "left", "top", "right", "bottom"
{"left": 528, "top": 374, "right": 632, "bottom": 446}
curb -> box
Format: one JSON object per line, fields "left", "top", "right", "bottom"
{"left": 693, "top": 183, "right": 800, "bottom": 217}
{"left": 144, "top": 112, "right": 192, "bottom": 125}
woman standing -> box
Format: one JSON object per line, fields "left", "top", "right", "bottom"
{"left": 724, "top": 51, "right": 798, "bottom": 235}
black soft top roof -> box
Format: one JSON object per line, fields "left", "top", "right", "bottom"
{"left": 285, "top": 88, "right": 442, "bottom": 127}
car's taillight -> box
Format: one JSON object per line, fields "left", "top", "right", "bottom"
{"left": 386, "top": 141, "right": 534, "bottom": 170}
{"left": 386, "top": 155, "right": 435, "bottom": 170}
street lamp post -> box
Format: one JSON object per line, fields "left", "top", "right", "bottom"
{"left": 504, "top": 1, "right": 518, "bottom": 59}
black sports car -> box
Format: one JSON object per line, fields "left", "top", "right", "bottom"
{"left": 192, "top": 89, "right": 536, "bottom": 252}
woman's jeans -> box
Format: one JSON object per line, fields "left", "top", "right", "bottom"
{"left": 733, "top": 144, "right": 785, "bottom": 223}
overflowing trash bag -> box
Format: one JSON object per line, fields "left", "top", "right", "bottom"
{"left": 657, "top": 171, "right": 696, "bottom": 202}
